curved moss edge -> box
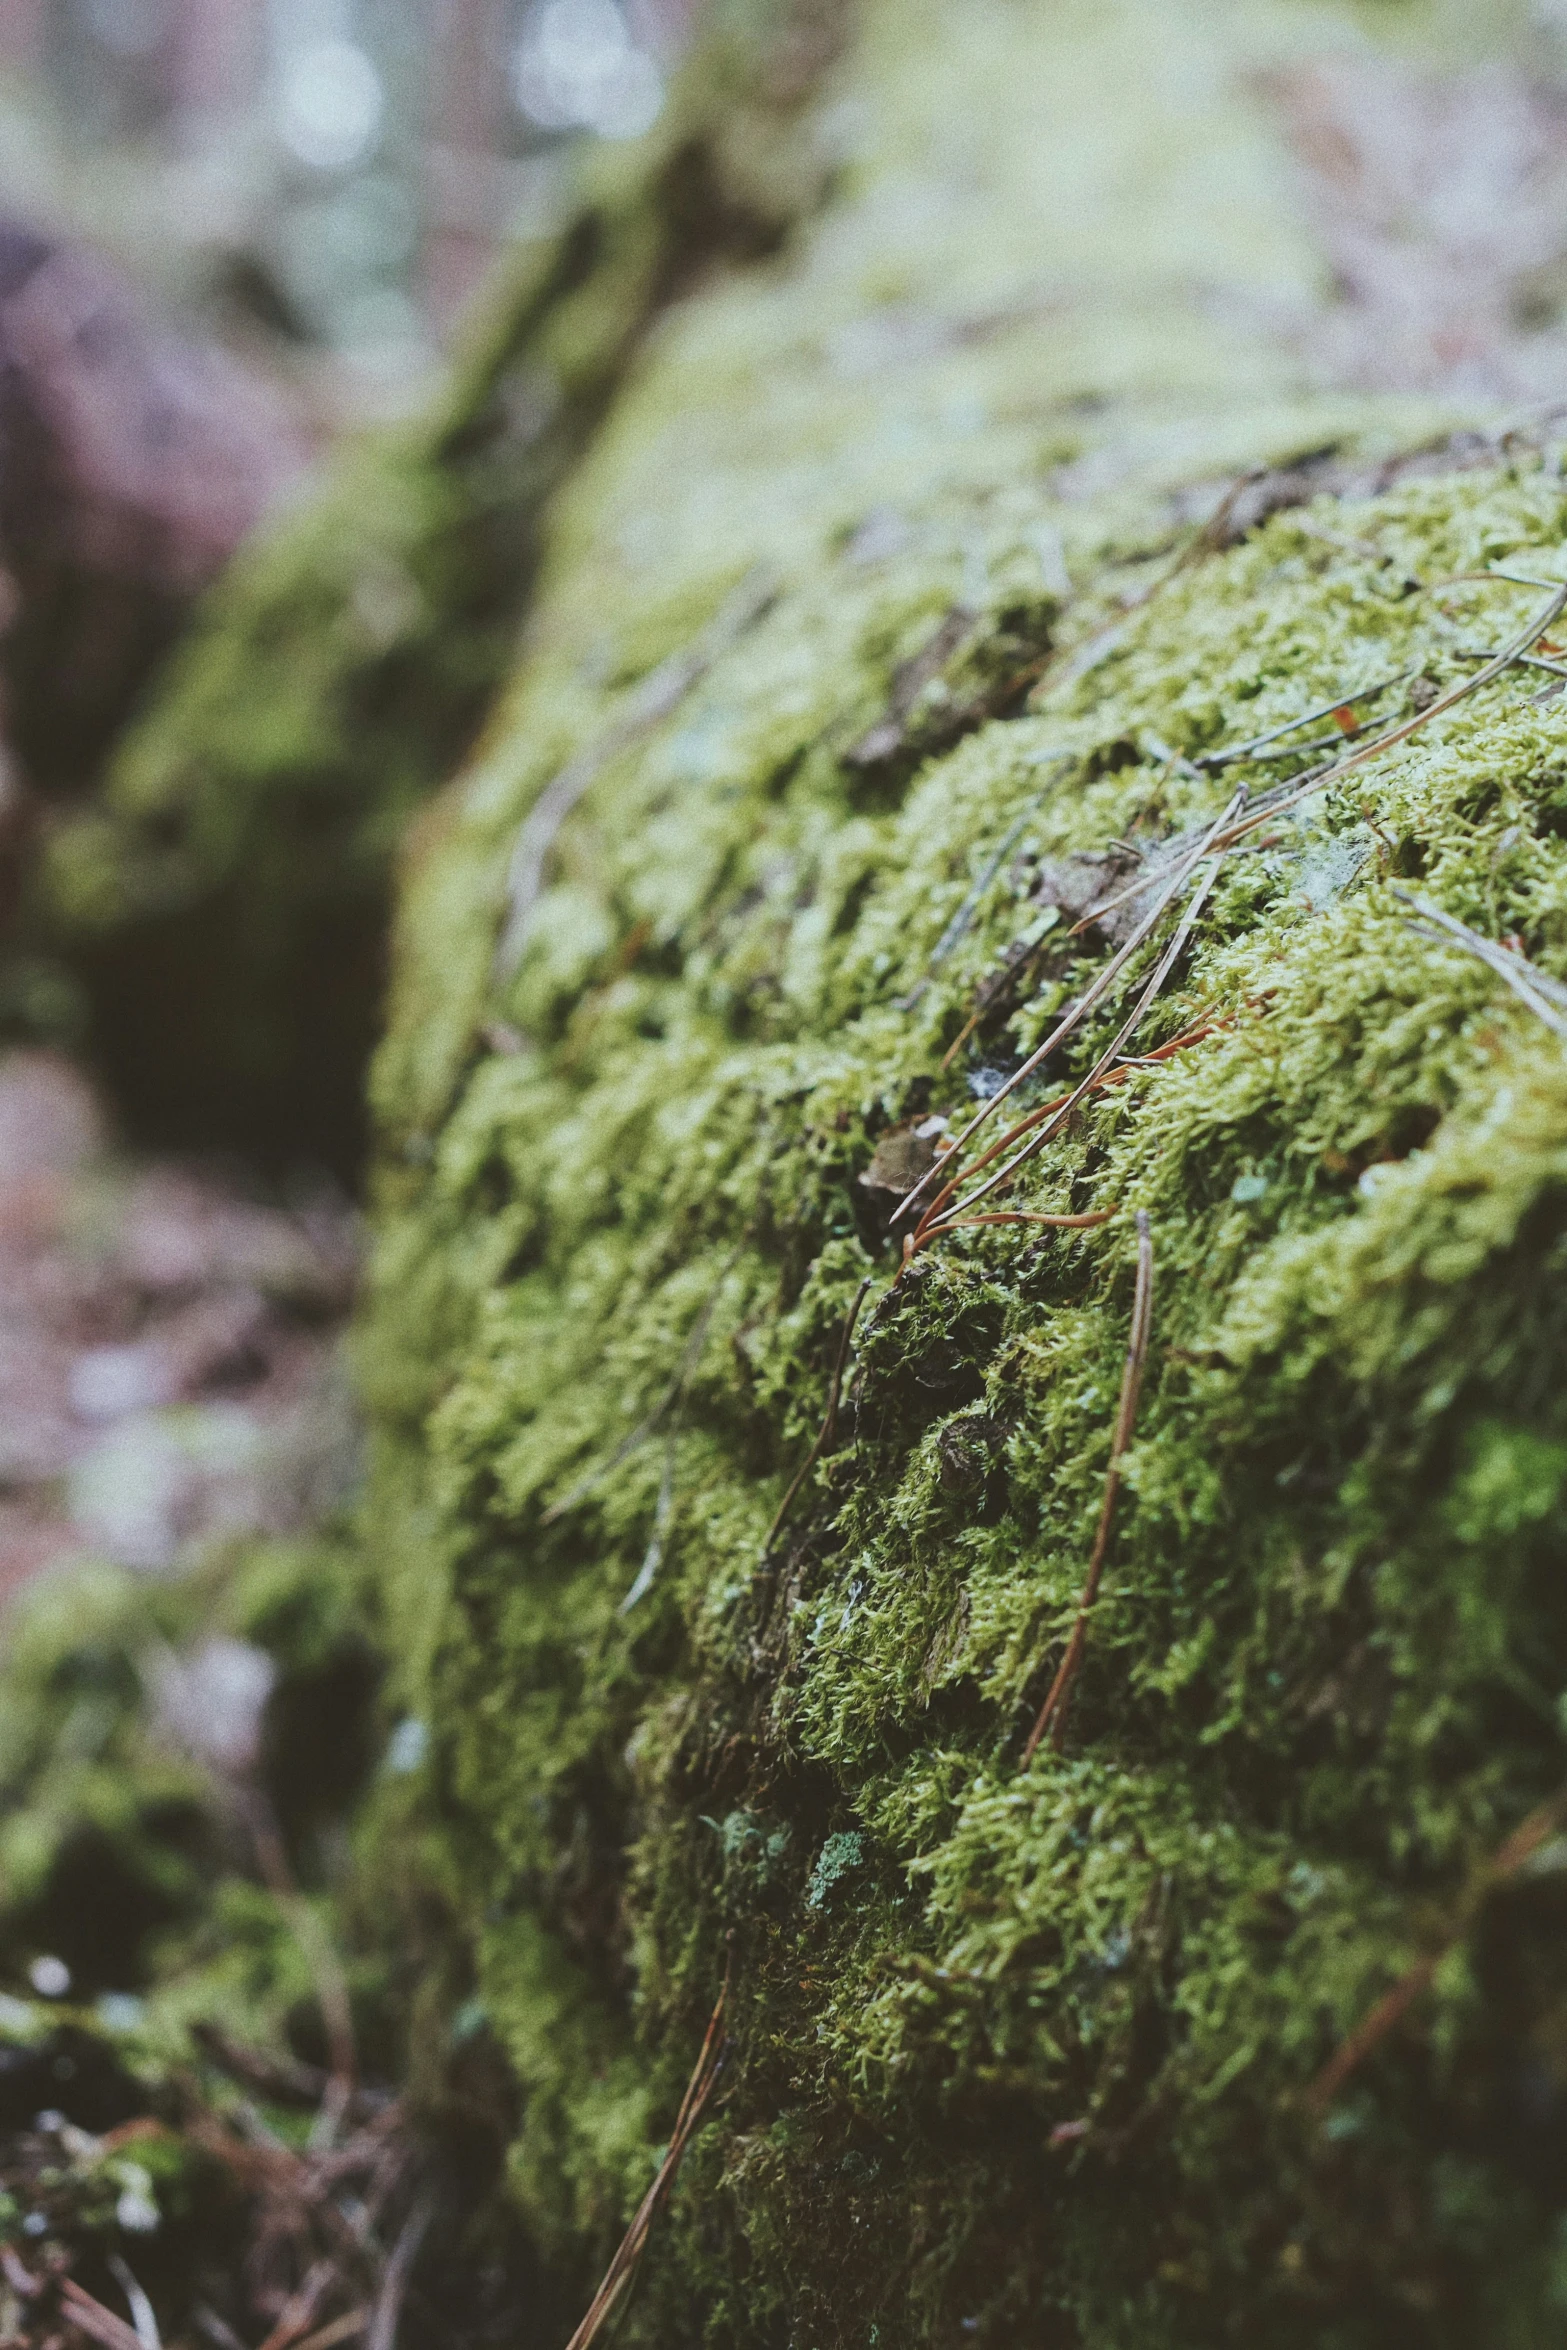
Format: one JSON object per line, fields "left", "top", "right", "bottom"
{"left": 360, "top": 434, "right": 1567, "bottom": 2342}
{"left": 24, "top": 0, "right": 852, "bottom": 1170}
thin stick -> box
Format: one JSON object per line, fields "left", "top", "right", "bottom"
{"left": 562, "top": 1968, "right": 731, "bottom": 2350}
{"left": 0, "top": 2246, "right": 39, "bottom": 2299}
{"left": 1080, "top": 580, "right": 1565, "bottom": 936}
{"left": 291, "top": 2318, "right": 369, "bottom": 2350}
{"left": 1022, "top": 1210, "right": 1155, "bottom": 1763}
{"left": 1395, "top": 892, "right": 1567, "bottom": 1040}
{"left": 1306, "top": 1785, "right": 1567, "bottom": 2118}
{"left": 257, "top": 2259, "right": 335, "bottom": 2350}
{"left": 1446, "top": 646, "right": 1567, "bottom": 680}
{"left": 895, "top": 790, "right": 1244, "bottom": 1229}
{"left": 762, "top": 1279, "right": 873, "bottom": 1553}
{"left": 939, "top": 1209, "right": 1116, "bottom": 1233}
{"left": 938, "top": 912, "right": 1059, "bottom": 1069}
{"left": 104, "top": 2261, "right": 159, "bottom": 2350}
{"left": 899, "top": 1016, "right": 1225, "bottom": 1270}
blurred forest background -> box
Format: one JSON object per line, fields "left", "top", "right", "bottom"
{"left": 0, "top": 0, "right": 690, "bottom": 364}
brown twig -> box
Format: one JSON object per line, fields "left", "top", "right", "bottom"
{"left": 938, "top": 1209, "right": 1117, "bottom": 1234}
{"left": 561, "top": 1966, "right": 732, "bottom": 2350}
{"left": 1306, "top": 1786, "right": 1567, "bottom": 2118}
{"left": 1022, "top": 1210, "right": 1156, "bottom": 1762}
{"left": 257, "top": 2259, "right": 336, "bottom": 2350}
{"left": 762, "top": 1278, "right": 873, "bottom": 1553}
{"left": 191, "top": 2022, "right": 382, "bottom": 2123}
{"left": 938, "top": 914, "right": 1060, "bottom": 1069}
{"left": 897, "top": 1015, "right": 1228, "bottom": 1274}
{"left": 58, "top": 2281, "right": 146, "bottom": 2350}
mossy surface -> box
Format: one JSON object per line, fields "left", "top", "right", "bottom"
{"left": 343, "top": 0, "right": 1567, "bottom": 2340}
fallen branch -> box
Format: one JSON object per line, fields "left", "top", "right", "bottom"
{"left": 1022, "top": 1209, "right": 1156, "bottom": 1762}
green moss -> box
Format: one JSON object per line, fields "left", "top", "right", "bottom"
{"left": 337, "top": 0, "right": 1567, "bottom": 2339}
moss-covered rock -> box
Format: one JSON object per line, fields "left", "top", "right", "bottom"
{"left": 282, "top": 0, "right": 1567, "bottom": 2337}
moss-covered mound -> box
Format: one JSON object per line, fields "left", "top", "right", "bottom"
{"left": 360, "top": 0, "right": 1567, "bottom": 2339}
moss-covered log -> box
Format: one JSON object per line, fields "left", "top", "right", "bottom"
{"left": 63, "top": 0, "right": 1567, "bottom": 2336}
